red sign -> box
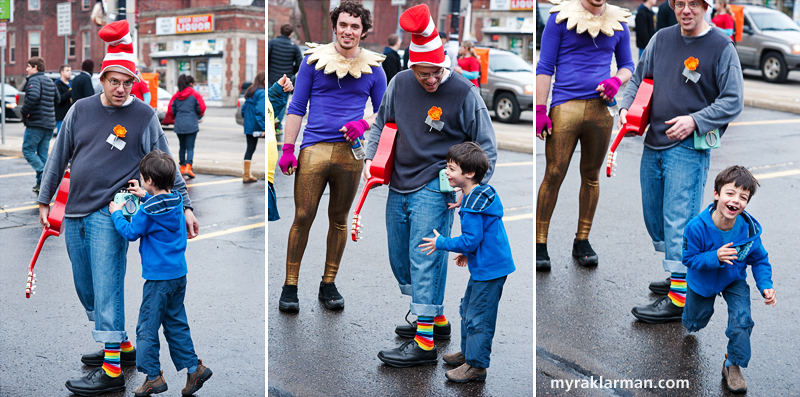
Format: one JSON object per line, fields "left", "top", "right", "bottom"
{"left": 510, "top": 0, "right": 534, "bottom": 10}
{"left": 176, "top": 15, "right": 213, "bottom": 34}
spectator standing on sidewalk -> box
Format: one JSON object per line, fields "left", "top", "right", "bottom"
{"left": 130, "top": 69, "right": 151, "bottom": 104}
{"left": 454, "top": 40, "right": 481, "bottom": 87}
{"left": 382, "top": 34, "right": 403, "bottom": 83}
{"left": 72, "top": 59, "right": 95, "bottom": 103}
{"left": 21, "top": 56, "right": 60, "bottom": 193}
{"left": 635, "top": 0, "right": 658, "bottom": 58}
{"left": 241, "top": 70, "right": 268, "bottom": 183}
{"left": 55, "top": 64, "right": 72, "bottom": 137}
{"left": 165, "top": 74, "right": 206, "bottom": 179}
{"left": 268, "top": 23, "right": 303, "bottom": 135}
{"left": 657, "top": 1, "right": 678, "bottom": 30}
{"left": 711, "top": 0, "right": 735, "bottom": 41}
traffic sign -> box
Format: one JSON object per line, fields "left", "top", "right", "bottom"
{"left": 0, "top": 23, "right": 6, "bottom": 47}
{"left": 57, "top": 2, "right": 71, "bottom": 36}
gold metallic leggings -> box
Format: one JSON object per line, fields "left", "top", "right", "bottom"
{"left": 285, "top": 142, "right": 363, "bottom": 285}
{"left": 536, "top": 98, "right": 613, "bottom": 244}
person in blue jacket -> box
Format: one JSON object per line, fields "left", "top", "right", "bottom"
{"left": 109, "top": 150, "right": 213, "bottom": 396}
{"left": 242, "top": 70, "right": 266, "bottom": 183}
{"left": 680, "top": 165, "right": 776, "bottom": 394}
{"left": 419, "top": 142, "right": 515, "bottom": 384}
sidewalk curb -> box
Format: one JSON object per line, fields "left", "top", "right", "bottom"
{"left": 744, "top": 97, "right": 800, "bottom": 116}
{"left": 498, "top": 140, "right": 533, "bottom": 154}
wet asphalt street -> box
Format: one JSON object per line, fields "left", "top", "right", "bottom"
{"left": 0, "top": 155, "right": 266, "bottom": 396}
{"left": 268, "top": 145, "right": 534, "bottom": 396}
{"left": 536, "top": 106, "right": 800, "bottom": 396}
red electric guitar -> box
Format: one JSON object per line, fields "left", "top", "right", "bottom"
{"left": 351, "top": 122, "right": 398, "bottom": 242}
{"left": 606, "top": 78, "right": 654, "bottom": 177}
{"left": 26, "top": 170, "right": 70, "bottom": 298}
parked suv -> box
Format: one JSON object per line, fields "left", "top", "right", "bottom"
{"left": 479, "top": 48, "right": 534, "bottom": 124}
{"left": 734, "top": 4, "right": 800, "bottom": 83}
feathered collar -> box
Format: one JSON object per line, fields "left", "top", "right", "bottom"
{"left": 548, "top": 0, "right": 631, "bottom": 38}
{"left": 303, "top": 42, "right": 386, "bottom": 79}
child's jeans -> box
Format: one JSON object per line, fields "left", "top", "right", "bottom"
{"left": 682, "top": 279, "right": 754, "bottom": 367}
{"left": 136, "top": 276, "right": 199, "bottom": 377}
{"left": 460, "top": 275, "right": 506, "bottom": 369}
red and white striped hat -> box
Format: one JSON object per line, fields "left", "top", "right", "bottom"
{"left": 400, "top": 4, "right": 450, "bottom": 69}
{"left": 98, "top": 21, "right": 139, "bottom": 82}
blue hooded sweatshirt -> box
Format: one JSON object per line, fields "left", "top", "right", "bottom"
{"left": 682, "top": 203, "right": 773, "bottom": 298}
{"left": 111, "top": 191, "right": 188, "bottom": 281}
{"left": 435, "top": 184, "right": 515, "bottom": 281}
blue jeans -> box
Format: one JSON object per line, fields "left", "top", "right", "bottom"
{"left": 56, "top": 120, "right": 63, "bottom": 136}
{"left": 640, "top": 139, "right": 709, "bottom": 273}
{"left": 136, "top": 276, "right": 199, "bottom": 377}
{"left": 460, "top": 276, "right": 506, "bottom": 368}
{"left": 386, "top": 178, "right": 455, "bottom": 317}
{"left": 22, "top": 126, "right": 52, "bottom": 185}
{"left": 64, "top": 208, "right": 129, "bottom": 343}
{"left": 177, "top": 132, "right": 198, "bottom": 165}
{"left": 682, "top": 279, "right": 754, "bottom": 367}
{"left": 268, "top": 182, "right": 280, "bottom": 221}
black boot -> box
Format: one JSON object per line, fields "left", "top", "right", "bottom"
{"left": 572, "top": 239, "right": 598, "bottom": 267}
{"left": 631, "top": 296, "right": 684, "bottom": 323}
{"left": 318, "top": 282, "right": 344, "bottom": 310}
{"left": 65, "top": 368, "right": 126, "bottom": 396}
{"left": 81, "top": 348, "right": 137, "bottom": 366}
{"left": 536, "top": 243, "right": 551, "bottom": 271}
{"left": 278, "top": 285, "right": 299, "bottom": 312}
{"left": 649, "top": 277, "right": 671, "bottom": 295}
{"left": 395, "top": 311, "right": 451, "bottom": 340}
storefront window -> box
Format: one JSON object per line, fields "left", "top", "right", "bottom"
{"left": 178, "top": 60, "right": 192, "bottom": 76}
{"left": 194, "top": 60, "right": 208, "bottom": 84}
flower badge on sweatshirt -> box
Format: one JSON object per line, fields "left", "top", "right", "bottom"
{"left": 106, "top": 124, "right": 127, "bottom": 151}
{"left": 683, "top": 57, "right": 700, "bottom": 84}
{"left": 426, "top": 106, "right": 444, "bottom": 131}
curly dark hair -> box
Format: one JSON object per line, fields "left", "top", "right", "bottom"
{"left": 330, "top": 0, "right": 372, "bottom": 40}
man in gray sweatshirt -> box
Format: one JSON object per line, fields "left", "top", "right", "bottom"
{"left": 619, "top": 0, "right": 743, "bottom": 328}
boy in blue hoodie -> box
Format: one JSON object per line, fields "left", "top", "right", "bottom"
{"left": 420, "top": 142, "right": 515, "bottom": 383}
{"left": 109, "top": 150, "right": 212, "bottom": 397}
{"left": 681, "top": 165, "right": 776, "bottom": 394}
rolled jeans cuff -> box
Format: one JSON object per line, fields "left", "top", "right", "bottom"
{"left": 85, "top": 310, "right": 94, "bottom": 322}
{"left": 92, "top": 330, "right": 127, "bottom": 344}
{"left": 663, "top": 258, "right": 687, "bottom": 274}
{"left": 398, "top": 283, "right": 412, "bottom": 296}
{"left": 652, "top": 240, "right": 666, "bottom": 253}
{"left": 411, "top": 302, "right": 444, "bottom": 318}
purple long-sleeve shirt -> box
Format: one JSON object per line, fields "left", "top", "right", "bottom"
{"left": 536, "top": 12, "right": 635, "bottom": 108}
{"left": 288, "top": 55, "right": 387, "bottom": 149}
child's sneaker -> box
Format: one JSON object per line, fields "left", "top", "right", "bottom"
{"left": 442, "top": 351, "right": 465, "bottom": 366}
{"left": 445, "top": 363, "right": 487, "bottom": 383}
{"left": 722, "top": 356, "right": 747, "bottom": 393}
{"left": 134, "top": 371, "right": 168, "bottom": 397}
{"left": 181, "top": 359, "right": 212, "bottom": 396}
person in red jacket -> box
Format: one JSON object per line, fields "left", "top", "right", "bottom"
{"left": 712, "top": 0, "right": 735, "bottom": 41}
{"left": 454, "top": 40, "right": 481, "bottom": 87}
{"left": 130, "top": 69, "right": 151, "bottom": 104}
{"left": 165, "top": 74, "right": 206, "bottom": 178}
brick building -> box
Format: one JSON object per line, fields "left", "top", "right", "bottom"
{"left": 471, "top": 0, "right": 534, "bottom": 62}
{"left": 139, "top": 0, "right": 265, "bottom": 106}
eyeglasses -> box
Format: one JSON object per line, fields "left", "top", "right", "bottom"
{"left": 674, "top": 1, "right": 703, "bottom": 9}
{"left": 107, "top": 78, "right": 134, "bottom": 88}
{"left": 415, "top": 68, "right": 445, "bottom": 80}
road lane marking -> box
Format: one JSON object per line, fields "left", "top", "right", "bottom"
{"left": 1, "top": 203, "right": 49, "bottom": 213}
{"left": 497, "top": 162, "right": 533, "bottom": 167}
{"left": 729, "top": 119, "right": 800, "bottom": 127}
{"left": 0, "top": 156, "right": 21, "bottom": 160}
{"left": 189, "top": 222, "right": 265, "bottom": 242}
{"left": 752, "top": 169, "right": 800, "bottom": 180}
{"left": 186, "top": 178, "right": 242, "bottom": 187}
{"left": 503, "top": 213, "right": 533, "bottom": 222}
{"left": 0, "top": 172, "right": 35, "bottom": 178}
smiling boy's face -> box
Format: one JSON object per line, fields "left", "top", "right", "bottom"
{"left": 713, "top": 182, "right": 750, "bottom": 223}
{"left": 445, "top": 161, "right": 475, "bottom": 190}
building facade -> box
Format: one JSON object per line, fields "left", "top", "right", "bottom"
{"left": 472, "top": 0, "right": 534, "bottom": 62}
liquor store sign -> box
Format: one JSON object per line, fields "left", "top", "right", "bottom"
{"left": 156, "top": 14, "right": 214, "bottom": 35}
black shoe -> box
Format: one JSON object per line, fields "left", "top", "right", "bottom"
{"left": 65, "top": 368, "right": 126, "bottom": 396}
{"left": 32, "top": 185, "right": 40, "bottom": 193}
{"left": 278, "top": 285, "right": 299, "bottom": 312}
{"left": 378, "top": 340, "right": 438, "bottom": 367}
{"left": 318, "top": 282, "right": 344, "bottom": 310}
{"left": 81, "top": 348, "right": 137, "bottom": 366}
{"left": 394, "top": 311, "right": 451, "bottom": 340}
{"left": 572, "top": 239, "right": 598, "bottom": 267}
{"left": 631, "top": 296, "right": 684, "bottom": 323}
{"left": 649, "top": 277, "right": 671, "bottom": 295}
{"left": 536, "top": 243, "right": 551, "bottom": 271}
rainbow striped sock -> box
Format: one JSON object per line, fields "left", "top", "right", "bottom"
{"left": 120, "top": 338, "right": 133, "bottom": 353}
{"left": 433, "top": 315, "right": 448, "bottom": 327}
{"left": 668, "top": 273, "right": 687, "bottom": 308}
{"left": 102, "top": 343, "right": 121, "bottom": 378}
{"left": 414, "top": 316, "right": 434, "bottom": 351}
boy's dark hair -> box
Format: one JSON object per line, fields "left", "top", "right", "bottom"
{"left": 714, "top": 165, "right": 760, "bottom": 206}
{"left": 330, "top": 0, "right": 372, "bottom": 40}
{"left": 28, "top": 57, "right": 45, "bottom": 72}
{"left": 139, "top": 150, "right": 176, "bottom": 192}
{"left": 446, "top": 142, "right": 489, "bottom": 183}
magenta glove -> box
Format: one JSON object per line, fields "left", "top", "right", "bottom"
{"left": 536, "top": 105, "right": 552, "bottom": 136}
{"left": 599, "top": 76, "right": 622, "bottom": 99}
{"left": 279, "top": 144, "right": 297, "bottom": 174}
{"left": 342, "top": 119, "right": 369, "bottom": 141}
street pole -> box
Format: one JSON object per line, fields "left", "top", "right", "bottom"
{"left": 64, "top": 36, "right": 68, "bottom": 65}
{"left": 1, "top": 45, "right": 5, "bottom": 145}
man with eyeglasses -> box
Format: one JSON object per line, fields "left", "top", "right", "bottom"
{"left": 367, "top": 4, "right": 496, "bottom": 369}
{"left": 622, "top": 0, "right": 743, "bottom": 334}
{"left": 37, "top": 21, "right": 199, "bottom": 396}
{"left": 535, "top": 0, "right": 635, "bottom": 271}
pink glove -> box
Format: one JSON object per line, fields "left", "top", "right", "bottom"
{"left": 279, "top": 144, "right": 297, "bottom": 174}
{"left": 536, "top": 105, "right": 552, "bottom": 136}
{"left": 599, "top": 77, "right": 622, "bottom": 99}
{"left": 342, "top": 119, "right": 369, "bottom": 141}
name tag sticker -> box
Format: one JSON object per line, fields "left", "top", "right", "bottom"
{"left": 106, "top": 134, "right": 127, "bottom": 151}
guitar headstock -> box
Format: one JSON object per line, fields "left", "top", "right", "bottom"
{"left": 350, "top": 214, "right": 362, "bottom": 242}
{"left": 25, "top": 270, "right": 36, "bottom": 298}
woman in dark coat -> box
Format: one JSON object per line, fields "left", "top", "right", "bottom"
{"left": 165, "top": 74, "right": 206, "bottom": 178}
{"left": 242, "top": 70, "right": 266, "bottom": 183}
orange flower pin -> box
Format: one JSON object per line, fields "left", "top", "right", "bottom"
{"left": 427, "top": 106, "right": 442, "bottom": 121}
{"left": 684, "top": 57, "right": 699, "bottom": 71}
{"left": 113, "top": 125, "right": 127, "bottom": 138}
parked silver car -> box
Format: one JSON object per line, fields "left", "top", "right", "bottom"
{"left": 479, "top": 48, "right": 534, "bottom": 124}
{"left": 735, "top": 4, "right": 800, "bottom": 83}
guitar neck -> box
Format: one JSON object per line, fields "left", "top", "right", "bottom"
{"left": 352, "top": 179, "right": 380, "bottom": 218}
{"left": 28, "top": 228, "right": 58, "bottom": 273}
{"left": 608, "top": 126, "right": 629, "bottom": 154}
